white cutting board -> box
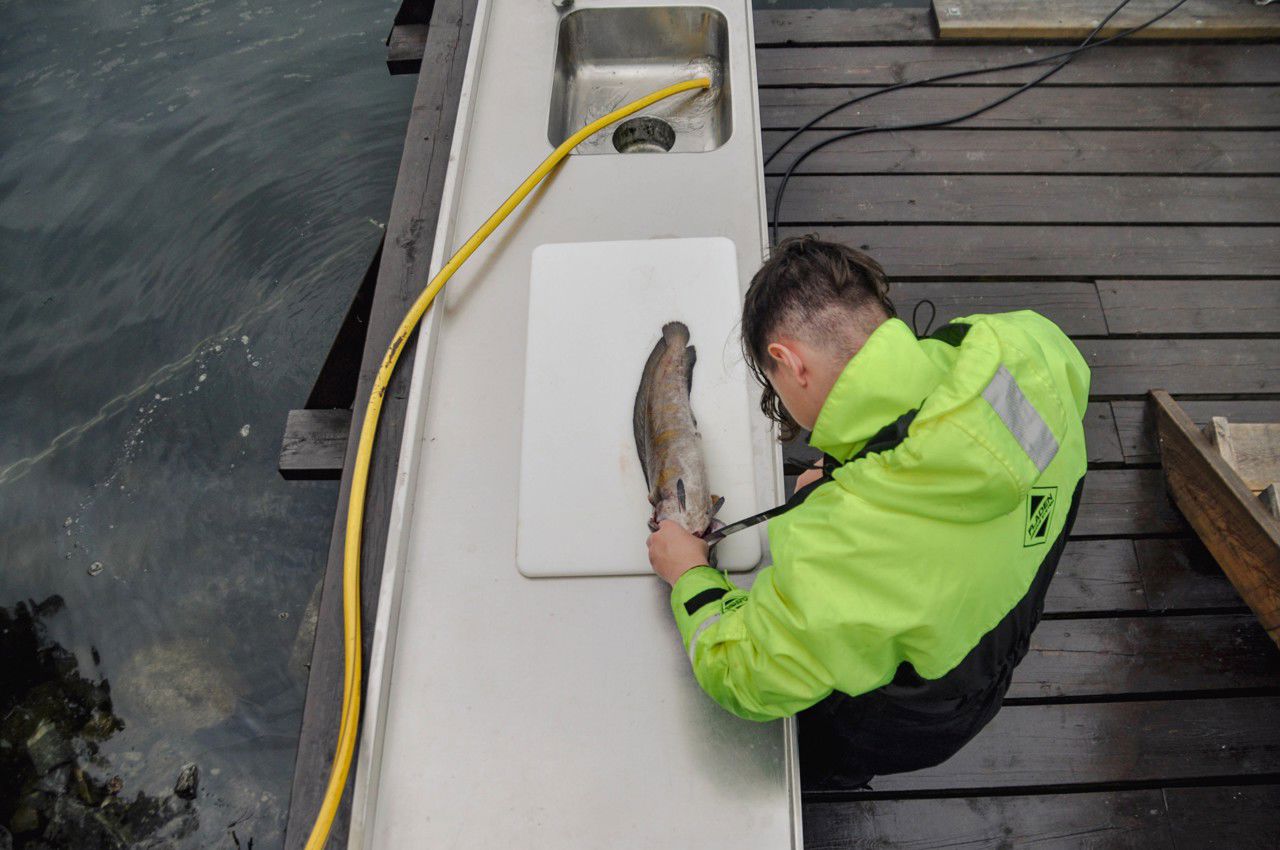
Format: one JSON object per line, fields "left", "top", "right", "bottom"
{"left": 517, "top": 237, "right": 763, "bottom": 578}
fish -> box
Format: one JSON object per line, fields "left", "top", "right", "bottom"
{"left": 633, "top": 321, "right": 723, "bottom": 536}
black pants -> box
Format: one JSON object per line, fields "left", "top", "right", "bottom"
{"left": 797, "top": 479, "right": 1083, "bottom": 790}
{"left": 797, "top": 659, "right": 1012, "bottom": 789}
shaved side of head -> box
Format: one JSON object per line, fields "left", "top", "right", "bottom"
{"left": 741, "top": 236, "right": 895, "bottom": 437}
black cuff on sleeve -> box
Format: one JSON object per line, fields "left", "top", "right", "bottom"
{"left": 683, "top": 587, "right": 728, "bottom": 616}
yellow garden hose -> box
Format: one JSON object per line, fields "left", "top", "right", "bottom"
{"left": 304, "top": 76, "right": 712, "bottom": 850}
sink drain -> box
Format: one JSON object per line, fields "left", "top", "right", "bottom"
{"left": 612, "top": 116, "right": 676, "bottom": 153}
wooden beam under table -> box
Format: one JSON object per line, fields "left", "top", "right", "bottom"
{"left": 1151, "top": 389, "right": 1280, "bottom": 648}
{"left": 279, "top": 409, "right": 351, "bottom": 481}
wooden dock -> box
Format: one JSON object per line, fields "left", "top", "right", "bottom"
{"left": 284, "top": 2, "right": 1280, "bottom": 845}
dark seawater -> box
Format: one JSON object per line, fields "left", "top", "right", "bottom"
{"left": 0, "top": 0, "right": 414, "bottom": 845}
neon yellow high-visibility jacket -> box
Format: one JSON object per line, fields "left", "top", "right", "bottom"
{"left": 670, "top": 312, "right": 1090, "bottom": 722}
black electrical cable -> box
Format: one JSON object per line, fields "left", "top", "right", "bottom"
{"left": 767, "top": 0, "right": 1193, "bottom": 244}
{"left": 762, "top": 0, "right": 1172, "bottom": 171}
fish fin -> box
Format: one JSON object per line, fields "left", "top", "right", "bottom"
{"left": 709, "top": 494, "right": 725, "bottom": 517}
{"left": 633, "top": 330, "right": 671, "bottom": 488}
{"left": 677, "top": 478, "right": 686, "bottom": 512}
{"left": 683, "top": 345, "right": 697, "bottom": 395}
{"left": 683, "top": 344, "right": 698, "bottom": 427}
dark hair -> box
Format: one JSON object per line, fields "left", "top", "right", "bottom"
{"left": 741, "top": 236, "right": 895, "bottom": 441}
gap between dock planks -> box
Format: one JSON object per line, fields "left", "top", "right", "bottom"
{"left": 933, "top": 0, "right": 1280, "bottom": 41}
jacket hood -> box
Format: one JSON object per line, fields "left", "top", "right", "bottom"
{"left": 811, "top": 314, "right": 1076, "bottom": 524}
{"left": 810, "top": 319, "right": 945, "bottom": 462}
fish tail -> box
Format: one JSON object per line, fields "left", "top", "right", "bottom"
{"left": 662, "top": 321, "right": 690, "bottom": 346}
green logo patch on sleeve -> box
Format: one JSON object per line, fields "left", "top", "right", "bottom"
{"left": 1024, "top": 486, "right": 1058, "bottom": 547}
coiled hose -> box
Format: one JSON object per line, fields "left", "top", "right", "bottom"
{"left": 303, "top": 76, "right": 712, "bottom": 850}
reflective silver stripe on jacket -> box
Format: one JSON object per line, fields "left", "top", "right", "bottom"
{"left": 982, "top": 365, "right": 1059, "bottom": 472}
{"left": 688, "top": 614, "right": 720, "bottom": 665}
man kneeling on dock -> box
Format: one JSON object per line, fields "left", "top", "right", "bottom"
{"left": 646, "top": 236, "right": 1090, "bottom": 786}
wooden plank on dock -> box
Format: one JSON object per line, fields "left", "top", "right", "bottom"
{"left": 892, "top": 280, "right": 1106, "bottom": 335}
{"left": 778, "top": 225, "right": 1280, "bottom": 279}
{"left": 1047, "top": 539, "right": 1146, "bottom": 614}
{"left": 1099, "top": 280, "right": 1280, "bottom": 335}
{"left": 1010, "top": 614, "right": 1280, "bottom": 699}
{"left": 803, "top": 789, "right": 1174, "bottom": 849}
{"left": 754, "top": 7, "right": 936, "bottom": 46}
{"left": 933, "top": 0, "right": 1280, "bottom": 41}
{"left": 757, "top": 44, "right": 1280, "bottom": 86}
{"left": 805, "top": 785, "right": 1280, "bottom": 849}
{"left": 1081, "top": 339, "right": 1280, "bottom": 398}
{"left": 762, "top": 129, "right": 1280, "bottom": 175}
{"left": 804, "top": 695, "right": 1280, "bottom": 793}
{"left": 769, "top": 174, "right": 1280, "bottom": 225}
{"left": 1085, "top": 402, "right": 1125, "bottom": 466}
{"left": 1048, "top": 536, "right": 1242, "bottom": 615}
{"left": 1136, "top": 537, "right": 1246, "bottom": 611}
{"left": 1073, "top": 468, "right": 1184, "bottom": 536}
{"left": 284, "top": 0, "right": 477, "bottom": 846}
{"left": 280, "top": 409, "right": 351, "bottom": 481}
{"left": 1113, "top": 399, "right": 1280, "bottom": 465}
{"left": 1164, "top": 785, "right": 1280, "bottom": 850}
{"left": 759, "top": 86, "right": 1280, "bottom": 130}
{"left": 1151, "top": 390, "right": 1280, "bottom": 646}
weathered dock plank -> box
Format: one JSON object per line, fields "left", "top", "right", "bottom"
{"left": 762, "top": 129, "right": 1280, "bottom": 175}
{"left": 770, "top": 174, "right": 1280, "bottom": 225}
{"left": 804, "top": 696, "right": 1280, "bottom": 793}
{"left": 777, "top": 225, "right": 1280, "bottom": 279}
{"left": 934, "top": 0, "right": 1280, "bottom": 41}
{"left": 1011, "top": 613, "right": 1280, "bottom": 699}
{"left": 757, "top": 44, "right": 1280, "bottom": 86}
{"left": 759, "top": 86, "right": 1280, "bottom": 129}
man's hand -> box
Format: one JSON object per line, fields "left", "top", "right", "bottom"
{"left": 646, "top": 520, "right": 710, "bottom": 586}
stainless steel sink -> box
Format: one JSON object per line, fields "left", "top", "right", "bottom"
{"left": 548, "top": 6, "right": 732, "bottom": 155}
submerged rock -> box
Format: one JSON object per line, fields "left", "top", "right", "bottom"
{"left": 173, "top": 762, "right": 198, "bottom": 800}
{"left": 42, "top": 795, "right": 126, "bottom": 850}
{"left": 116, "top": 640, "right": 239, "bottom": 732}
{"left": 33, "top": 765, "right": 70, "bottom": 794}
{"left": 25, "top": 721, "right": 74, "bottom": 775}
{"left": 8, "top": 806, "right": 38, "bottom": 836}
{"left": 2, "top": 598, "right": 202, "bottom": 848}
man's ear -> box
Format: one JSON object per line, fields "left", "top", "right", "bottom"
{"left": 767, "top": 341, "right": 807, "bottom": 386}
